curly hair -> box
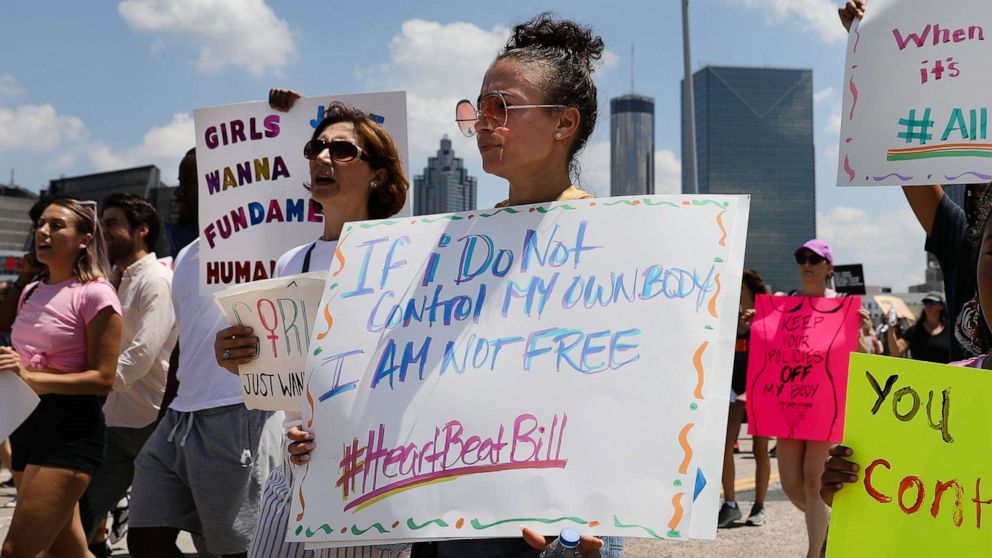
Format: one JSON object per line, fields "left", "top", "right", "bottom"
{"left": 497, "top": 12, "right": 604, "bottom": 180}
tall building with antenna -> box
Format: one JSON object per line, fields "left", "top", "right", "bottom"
{"left": 610, "top": 44, "right": 656, "bottom": 197}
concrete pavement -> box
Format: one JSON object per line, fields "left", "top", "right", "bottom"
{"left": 0, "top": 427, "right": 812, "bottom": 557}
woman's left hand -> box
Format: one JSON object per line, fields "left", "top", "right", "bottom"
{"left": 521, "top": 526, "right": 604, "bottom": 558}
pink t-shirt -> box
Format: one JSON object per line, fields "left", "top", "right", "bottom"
{"left": 12, "top": 278, "right": 122, "bottom": 373}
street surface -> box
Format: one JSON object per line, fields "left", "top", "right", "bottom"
{"left": 0, "top": 426, "right": 809, "bottom": 557}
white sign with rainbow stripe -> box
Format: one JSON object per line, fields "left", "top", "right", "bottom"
{"left": 839, "top": 0, "right": 992, "bottom": 186}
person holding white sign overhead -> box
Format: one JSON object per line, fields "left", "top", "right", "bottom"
{"left": 215, "top": 101, "right": 410, "bottom": 558}
{"left": 0, "top": 199, "right": 123, "bottom": 558}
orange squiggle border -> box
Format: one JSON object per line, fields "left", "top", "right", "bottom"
{"left": 716, "top": 210, "right": 727, "bottom": 246}
{"left": 677, "top": 423, "right": 694, "bottom": 474}
{"left": 692, "top": 342, "right": 707, "bottom": 399}
{"left": 332, "top": 231, "right": 352, "bottom": 277}
{"left": 668, "top": 493, "right": 685, "bottom": 530}
{"left": 707, "top": 274, "right": 721, "bottom": 319}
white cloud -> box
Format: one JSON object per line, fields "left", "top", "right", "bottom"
{"left": 118, "top": 0, "right": 296, "bottom": 76}
{"left": 361, "top": 18, "right": 621, "bottom": 207}
{"left": 813, "top": 87, "right": 834, "bottom": 105}
{"left": 0, "top": 74, "right": 25, "bottom": 98}
{"left": 655, "top": 149, "right": 682, "bottom": 194}
{"left": 0, "top": 101, "right": 193, "bottom": 181}
{"left": 0, "top": 105, "right": 85, "bottom": 151}
{"left": 818, "top": 206, "right": 926, "bottom": 290}
{"left": 731, "top": 0, "right": 847, "bottom": 43}
{"left": 572, "top": 144, "right": 682, "bottom": 197}
{"left": 87, "top": 112, "right": 194, "bottom": 174}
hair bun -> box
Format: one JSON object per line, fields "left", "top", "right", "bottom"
{"left": 506, "top": 12, "right": 604, "bottom": 71}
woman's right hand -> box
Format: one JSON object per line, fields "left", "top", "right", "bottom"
{"left": 269, "top": 88, "right": 303, "bottom": 112}
{"left": 821, "top": 444, "right": 859, "bottom": 506}
{"left": 288, "top": 426, "right": 315, "bottom": 465}
{"left": 213, "top": 326, "right": 258, "bottom": 375}
{"left": 838, "top": 0, "right": 867, "bottom": 31}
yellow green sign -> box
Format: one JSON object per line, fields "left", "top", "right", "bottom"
{"left": 828, "top": 353, "right": 992, "bottom": 556}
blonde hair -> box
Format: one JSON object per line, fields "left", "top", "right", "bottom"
{"left": 47, "top": 198, "right": 111, "bottom": 282}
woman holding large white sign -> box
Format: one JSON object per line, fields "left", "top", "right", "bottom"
{"left": 289, "top": 12, "right": 619, "bottom": 558}
{"left": 215, "top": 102, "right": 410, "bottom": 558}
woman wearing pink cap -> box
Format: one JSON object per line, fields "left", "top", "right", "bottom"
{"left": 777, "top": 239, "right": 870, "bottom": 558}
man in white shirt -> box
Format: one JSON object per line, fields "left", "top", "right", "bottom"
{"left": 127, "top": 149, "right": 282, "bottom": 558}
{"left": 80, "top": 193, "right": 178, "bottom": 556}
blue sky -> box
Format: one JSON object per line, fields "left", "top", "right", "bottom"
{"left": 0, "top": 0, "right": 925, "bottom": 289}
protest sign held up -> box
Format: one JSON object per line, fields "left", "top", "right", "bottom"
{"left": 828, "top": 354, "right": 982, "bottom": 557}
{"left": 288, "top": 195, "right": 749, "bottom": 547}
{"left": 746, "top": 295, "right": 861, "bottom": 442}
{"left": 833, "top": 264, "right": 866, "bottom": 296}
{"left": 838, "top": 0, "right": 992, "bottom": 186}
{"left": 214, "top": 272, "right": 327, "bottom": 411}
{"left": 194, "top": 92, "right": 408, "bottom": 294}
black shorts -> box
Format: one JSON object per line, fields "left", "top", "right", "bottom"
{"left": 10, "top": 394, "right": 106, "bottom": 476}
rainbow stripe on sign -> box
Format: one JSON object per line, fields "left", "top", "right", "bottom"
{"left": 887, "top": 143, "right": 992, "bottom": 161}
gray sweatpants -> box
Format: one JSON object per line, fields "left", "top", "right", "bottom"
{"left": 130, "top": 404, "right": 283, "bottom": 555}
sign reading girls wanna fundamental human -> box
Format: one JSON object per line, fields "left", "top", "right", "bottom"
{"left": 213, "top": 272, "right": 327, "bottom": 411}
{"left": 194, "top": 92, "right": 408, "bottom": 294}
{"left": 287, "top": 195, "right": 749, "bottom": 547}
{"left": 839, "top": 1, "right": 992, "bottom": 186}
{"left": 746, "top": 295, "right": 861, "bottom": 442}
{"left": 827, "top": 354, "right": 979, "bottom": 557}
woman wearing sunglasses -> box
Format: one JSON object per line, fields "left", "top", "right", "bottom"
{"left": 1, "top": 199, "right": 123, "bottom": 557}
{"left": 778, "top": 239, "right": 870, "bottom": 558}
{"left": 278, "top": 13, "right": 616, "bottom": 558}
{"left": 214, "top": 102, "right": 411, "bottom": 558}
{"left": 440, "top": 13, "right": 620, "bottom": 558}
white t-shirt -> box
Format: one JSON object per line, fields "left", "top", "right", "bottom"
{"left": 169, "top": 239, "right": 245, "bottom": 412}
{"left": 275, "top": 239, "right": 337, "bottom": 428}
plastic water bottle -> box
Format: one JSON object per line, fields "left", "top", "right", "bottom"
{"left": 538, "top": 527, "right": 583, "bottom": 557}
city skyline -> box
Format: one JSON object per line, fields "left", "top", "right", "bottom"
{"left": 0, "top": 0, "right": 928, "bottom": 289}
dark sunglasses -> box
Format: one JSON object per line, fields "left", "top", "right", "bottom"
{"left": 795, "top": 253, "right": 826, "bottom": 265}
{"left": 922, "top": 300, "right": 943, "bottom": 306}
{"left": 303, "top": 139, "right": 370, "bottom": 163}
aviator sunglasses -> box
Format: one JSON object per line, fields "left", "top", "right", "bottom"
{"left": 795, "top": 253, "right": 826, "bottom": 265}
{"left": 455, "top": 91, "right": 566, "bottom": 137}
{"left": 303, "top": 139, "right": 371, "bottom": 163}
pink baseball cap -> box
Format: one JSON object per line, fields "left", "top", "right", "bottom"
{"left": 795, "top": 239, "right": 833, "bottom": 263}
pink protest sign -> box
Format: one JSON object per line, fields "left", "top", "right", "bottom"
{"left": 746, "top": 295, "right": 861, "bottom": 442}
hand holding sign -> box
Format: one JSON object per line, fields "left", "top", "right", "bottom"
{"left": 826, "top": 354, "right": 984, "bottom": 556}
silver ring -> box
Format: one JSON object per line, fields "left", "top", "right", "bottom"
{"left": 223, "top": 350, "right": 231, "bottom": 360}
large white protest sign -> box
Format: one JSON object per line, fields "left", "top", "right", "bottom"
{"left": 214, "top": 272, "right": 327, "bottom": 411}
{"left": 194, "top": 91, "right": 408, "bottom": 294}
{"left": 838, "top": 0, "right": 992, "bottom": 186}
{"left": 288, "top": 195, "right": 749, "bottom": 546}
{"left": 0, "top": 372, "right": 39, "bottom": 440}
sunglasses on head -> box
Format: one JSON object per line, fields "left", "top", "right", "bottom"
{"left": 303, "top": 139, "right": 370, "bottom": 163}
{"left": 454, "top": 91, "right": 567, "bottom": 137}
{"left": 795, "top": 253, "right": 826, "bottom": 265}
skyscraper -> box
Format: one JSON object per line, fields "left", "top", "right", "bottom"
{"left": 682, "top": 66, "right": 815, "bottom": 291}
{"left": 414, "top": 136, "right": 477, "bottom": 216}
{"left": 610, "top": 94, "right": 655, "bottom": 197}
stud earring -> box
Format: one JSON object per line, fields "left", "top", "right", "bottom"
{"left": 369, "top": 180, "right": 379, "bottom": 188}
{"left": 554, "top": 132, "right": 563, "bottom": 140}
